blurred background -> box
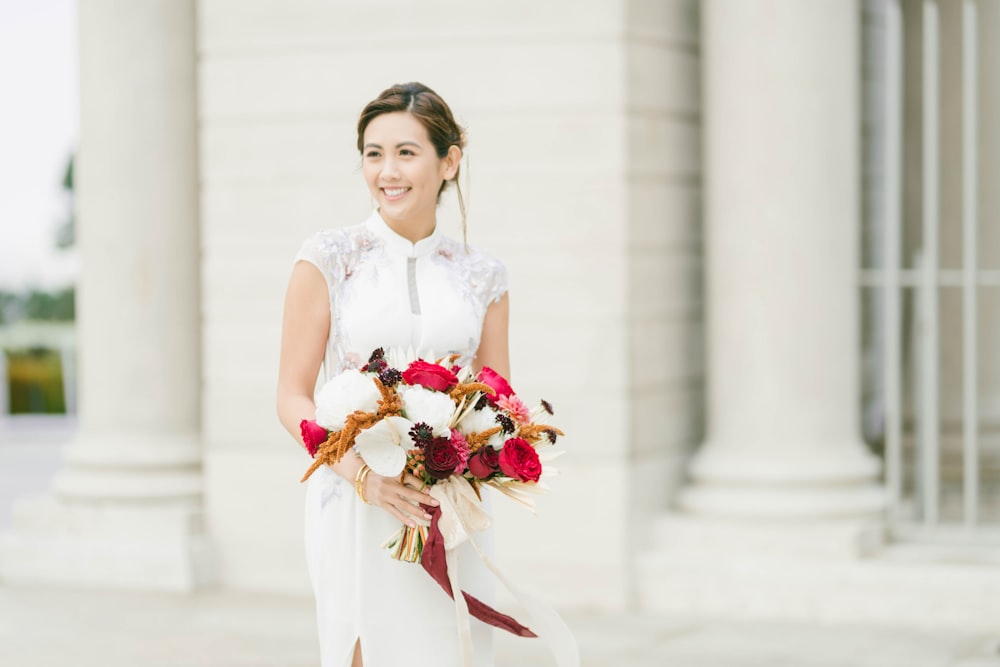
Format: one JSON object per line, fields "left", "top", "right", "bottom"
{"left": 1, "top": 0, "right": 999, "bottom": 664}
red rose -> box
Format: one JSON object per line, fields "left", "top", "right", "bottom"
{"left": 468, "top": 446, "right": 500, "bottom": 480}
{"left": 403, "top": 360, "right": 459, "bottom": 392}
{"left": 299, "top": 419, "right": 329, "bottom": 458}
{"left": 424, "top": 437, "right": 462, "bottom": 480}
{"left": 498, "top": 438, "right": 541, "bottom": 483}
{"left": 478, "top": 367, "right": 514, "bottom": 404}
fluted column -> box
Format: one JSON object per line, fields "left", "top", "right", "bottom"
{"left": 0, "top": 0, "right": 211, "bottom": 590}
{"left": 677, "top": 0, "right": 884, "bottom": 518}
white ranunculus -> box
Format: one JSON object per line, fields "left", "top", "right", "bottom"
{"left": 457, "top": 404, "right": 504, "bottom": 449}
{"left": 401, "top": 385, "right": 456, "bottom": 436}
{"left": 314, "top": 369, "right": 381, "bottom": 431}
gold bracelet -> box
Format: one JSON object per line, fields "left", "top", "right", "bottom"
{"left": 355, "top": 464, "right": 371, "bottom": 504}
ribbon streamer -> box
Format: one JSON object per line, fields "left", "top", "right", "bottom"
{"left": 423, "top": 477, "right": 580, "bottom": 667}
{"left": 421, "top": 504, "right": 537, "bottom": 637}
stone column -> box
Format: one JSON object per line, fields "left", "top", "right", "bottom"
{"left": 677, "top": 0, "right": 884, "bottom": 518}
{"left": 0, "top": 0, "right": 211, "bottom": 590}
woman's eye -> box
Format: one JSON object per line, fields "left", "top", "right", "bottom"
{"left": 400, "top": 149, "right": 414, "bottom": 156}
{"left": 365, "top": 151, "right": 380, "bottom": 159}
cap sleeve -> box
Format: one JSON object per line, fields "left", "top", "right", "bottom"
{"left": 294, "top": 231, "right": 337, "bottom": 286}
{"left": 483, "top": 257, "right": 509, "bottom": 307}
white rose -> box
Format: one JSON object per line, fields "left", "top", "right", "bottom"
{"left": 457, "top": 404, "right": 504, "bottom": 449}
{"left": 401, "top": 385, "right": 456, "bottom": 436}
{"left": 314, "top": 369, "right": 381, "bottom": 431}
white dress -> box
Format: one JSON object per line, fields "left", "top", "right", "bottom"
{"left": 295, "top": 210, "right": 508, "bottom": 667}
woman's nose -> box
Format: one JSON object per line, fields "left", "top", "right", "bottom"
{"left": 381, "top": 156, "right": 400, "bottom": 180}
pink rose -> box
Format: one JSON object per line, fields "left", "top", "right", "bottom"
{"left": 468, "top": 446, "right": 500, "bottom": 480}
{"left": 498, "top": 438, "right": 542, "bottom": 483}
{"left": 300, "top": 419, "right": 329, "bottom": 458}
{"left": 403, "top": 360, "right": 459, "bottom": 392}
{"left": 424, "top": 437, "right": 462, "bottom": 480}
{"left": 478, "top": 367, "right": 514, "bottom": 405}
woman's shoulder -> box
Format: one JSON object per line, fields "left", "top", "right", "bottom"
{"left": 298, "top": 220, "right": 375, "bottom": 253}
{"left": 436, "top": 236, "right": 506, "bottom": 272}
{"left": 294, "top": 221, "right": 380, "bottom": 283}
{"left": 435, "top": 236, "right": 509, "bottom": 306}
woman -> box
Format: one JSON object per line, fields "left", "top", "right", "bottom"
{"left": 276, "top": 82, "right": 509, "bottom": 667}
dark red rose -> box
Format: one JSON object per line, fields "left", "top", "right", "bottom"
{"left": 403, "top": 360, "right": 459, "bottom": 392}
{"left": 424, "top": 437, "right": 461, "bottom": 480}
{"left": 498, "top": 438, "right": 542, "bottom": 483}
{"left": 478, "top": 367, "right": 514, "bottom": 405}
{"left": 300, "top": 419, "right": 329, "bottom": 458}
{"left": 468, "top": 446, "right": 501, "bottom": 480}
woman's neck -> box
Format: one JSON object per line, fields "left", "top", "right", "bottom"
{"left": 381, "top": 211, "right": 436, "bottom": 244}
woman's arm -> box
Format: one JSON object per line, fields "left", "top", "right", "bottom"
{"left": 276, "top": 261, "right": 330, "bottom": 448}
{"left": 474, "top": 293, "right": 510, "bottom": 379}
{"left": 276, "top": 260, "right": 436, "bottom": 526}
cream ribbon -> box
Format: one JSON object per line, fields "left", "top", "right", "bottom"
{"left": 429, "top": 477, "right": 580, "bottom": 667}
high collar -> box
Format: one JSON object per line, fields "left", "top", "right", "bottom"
{"left": 365, "top": 209, "right": 442, "bottom": 258}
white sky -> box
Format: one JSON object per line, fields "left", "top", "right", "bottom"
{"left": 0, "top": 0, "right": 77, "bottom": 290}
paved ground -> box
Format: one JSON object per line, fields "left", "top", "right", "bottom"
{"left": 0, "top": 586, "right": 998, "bottom": 667}
{"left": 2, "top": 427, "right": 999, "bottom": 666}
{"left": 0, "top": 418, "right": 69, "bottom": 533}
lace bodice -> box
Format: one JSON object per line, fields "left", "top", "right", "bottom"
{"left": 295, "top": 210, "right": 508, "bottom": 379}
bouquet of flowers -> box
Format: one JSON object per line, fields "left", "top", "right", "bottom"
{"left": 299, "top": 348, "right": 577, "bottom": 661}
{"left": 299, "top": 348, "right": 562, "bottom": 563}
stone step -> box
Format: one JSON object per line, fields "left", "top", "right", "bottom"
{"left": 638, "top": 515, "right": 1000, "bottom": 633}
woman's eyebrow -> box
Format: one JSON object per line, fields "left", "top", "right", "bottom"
{"left": 362, "top": 141, "right": 422, "bottom": 150}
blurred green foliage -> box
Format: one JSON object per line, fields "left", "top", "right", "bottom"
{"left": 5, "top": 348, "right": 66, "bottom": 414}
{"left": 55, "top": 154, "right": 75, "bottom": 249}
{"left": 0, "top": 152, "right": 76, "bottom": 413}
{"left": 0, "top": 287, "right": 75, "bottom": 325}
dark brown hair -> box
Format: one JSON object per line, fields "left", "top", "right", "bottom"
{"left": 357, "top": 83, "right": 468, "bottom": 238}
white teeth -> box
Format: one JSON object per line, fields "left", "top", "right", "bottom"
{"left": 383, "top": 187, "right": 409, "bottom": 197}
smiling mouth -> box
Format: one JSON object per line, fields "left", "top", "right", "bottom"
{"left": 382, "top": 187, "right": 411, "bottom": 199}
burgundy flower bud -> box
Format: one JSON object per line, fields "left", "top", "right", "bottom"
{"left": 468, "top": 446, "right": 501, "bottom": 480}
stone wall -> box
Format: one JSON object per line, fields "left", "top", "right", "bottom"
{"left": 197, "top": 0, "right": 703, "bottom": 606}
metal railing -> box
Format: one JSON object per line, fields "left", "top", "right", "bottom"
{"left": 861, "top": 0, "right": 998, "bottom": 542}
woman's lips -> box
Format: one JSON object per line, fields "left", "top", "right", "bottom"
{"left": 382, "top": 186, "right": 411, "bottom": 200}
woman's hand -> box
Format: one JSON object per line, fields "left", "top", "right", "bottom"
{"left": 365, "top": 472, "right": 438, "bottom": 527}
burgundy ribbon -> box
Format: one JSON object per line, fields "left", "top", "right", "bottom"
{"left": 420, "top": 504, "right": 537, "bottom": 638}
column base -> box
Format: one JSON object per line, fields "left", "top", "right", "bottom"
{"left": 678, "top": 440, "right": 886, "bottom": 519}
{"left": 0, "top": 494, "right": 214, "bottom": 592}
{"left": 677, "top": 483, "right": 886, "bottom": 518}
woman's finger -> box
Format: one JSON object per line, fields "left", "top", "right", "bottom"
{"left": 393, "top": 480, "right": 436, "bottom": 506}
{"left": 392, "top": 498, "right": 431, "bottom": 526}
{"left": 397, "top": 495, "right": 433, "bottom": 521}
{"left": 402, "top": 473, "right": 425, "bottom": 489}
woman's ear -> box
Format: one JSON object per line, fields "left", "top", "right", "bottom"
{"left": 443, "top": 145, "right": 462, "bottom": 181}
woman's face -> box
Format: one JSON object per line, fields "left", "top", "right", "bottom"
{"left": 361, "top": 111, "right": 458, "bottom": 231}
